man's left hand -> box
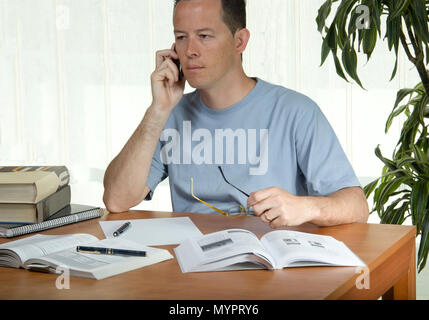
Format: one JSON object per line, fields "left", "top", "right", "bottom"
{"left": 247, "top": 187, "right": 318, "bottom": 228}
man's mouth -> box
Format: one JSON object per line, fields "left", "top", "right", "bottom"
{"left": 187, "top": 65, "right": 204, "bottom": 71}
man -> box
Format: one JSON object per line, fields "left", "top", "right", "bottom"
{"left": 103, "top": 0, "right": 369, "bottom": 228}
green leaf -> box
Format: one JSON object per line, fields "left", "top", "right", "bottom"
{"left": 369, "top": 0, "right": 382, "bottom": 37}
{"left": 389, "top": 56, "right": 399, "bottom": 81}
{"left": 380, "top": 199, "right": 397, "bottom": 224}
{"left": 373, "top": 182, "right": 386, "bottom": 215}
{"left": 410, "top": 180, "right": 429, "bottom": 234}
{"left": 426, "top": 45, "right": 429, "bottom": 66}
{"left": 362, "top": 23, "right": 378, "bottom": 60}
{"left": 386, "top": 13, "right": 401, "bottom": 55}
{"left": 341, "top": 40, "right": 365, "bottom": 88}
{"left": 416, "top": 126, "right": 429, "bottom": 151}
{"left": 375, "top": 145, "right": 397, "bottom": 171}
{"left": 336, "top": 0, "right": 357, "bottom": 50}
{"left": 418, "top": 208, "right": 429, "bottom": 272}
{"left": 332, "top": 53, "right": 349, "bottom": 82}
{"left": 321, "top": 36, "right": 331, "bottom": 66}
{"left": 393, "top": 88, "right": 417, "bottom": 109}
{"left": 394, "top": 200, "right": 410, "bottom": 225}
{"left": 347, "top": 8, "right": 360, "bottom": 35}
{"left": 409, "top": 0, "right": 429, "bottom": 43}
{"left": 396, "top": 157, "right": 418, "bottom": 169}
{"left": 418, "top": 95, "right": 429, "bottom": 125}
{"left": 397, "top": 104, "right": 424, "bottom": 158}
{"left": 364, "top": 178, "right": 380, "bottom": 198}
{"left": 386, "top": 88, "right": 418, "bottom": 133}
{"left": 380, "top": 196, "right": 409, "bottom": 224}
{"left": 326, "top": 24, "right": 338, "bottom": 50}
{"left": 377, "top": 177, "right": 408, "bottom": 213}
{"left": 411, "top": 145, "right": 427, "bottom": 164}
{"left": 385, "top": 11, "right": 401, "bottom": 81}
{"left": 385, "top": 103, "right": 408, "bottom": 133}
{"left": 388, "top": 0, "right": 411, "bottom": 20}
{"left": 316, "top": 0, "right": 333, "bottom": 33}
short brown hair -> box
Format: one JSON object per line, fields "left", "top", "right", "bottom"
{"left": 174, "top": 0, "right": 246, "bottom": 36}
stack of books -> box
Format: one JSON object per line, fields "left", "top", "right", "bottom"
{"left": 0, "top": 166, "right": 102, "bottom": 237}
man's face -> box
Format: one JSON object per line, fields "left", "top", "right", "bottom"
{"left": 173, "top": 0, "right": 238, "bottom": 89}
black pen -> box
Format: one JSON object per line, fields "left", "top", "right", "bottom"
{"left": 113, "top": 221, "right": 131, "bottom": 237}
{"left": 76, "top": 246, "right": 146, "bottom": 257}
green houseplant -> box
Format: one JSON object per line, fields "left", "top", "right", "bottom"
{"left": 316, "top": 0, "right": 429, "bottom": 272}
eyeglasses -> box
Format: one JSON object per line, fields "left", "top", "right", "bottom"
{"left": 190, "top": 166, "right": 253, "bottom": 216}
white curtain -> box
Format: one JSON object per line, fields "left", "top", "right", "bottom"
{"left": 0, "top": 0, "right": 419, "bottom": 212}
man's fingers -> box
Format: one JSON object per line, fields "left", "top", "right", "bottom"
{"left": 257, "top": 208, "right": 284, "bottom": 229}
{"left": 152, "top": 66, "right": 176, "bottom": 87}
{"left": 269, "top": 214, "right": 283, "bottom": 229}
{"left": 252, "top": 197, "right": 278, "bottom": 217}
{"left": 164, "top": 59, "right": 179, "bottom": 81}
{"left": 247, "top": 187, "right": 276, "bottom": 208}
{"left": 154, "top": 60, "right": 179, "bottom": 85}
{"left": 155, "top": 48, "right": 179, "bottom": 69}
{"left": 259, "top": 209, "right": 277, "bottom": 223}
{"left": 260, "top": 213, "right": 271, "bottom": 223}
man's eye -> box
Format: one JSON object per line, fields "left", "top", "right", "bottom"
{"left": 176, "top": 36, "right": 186, "bottom": 40}
{"left": 200, "top": 34, "right": 210, "bottom": 39}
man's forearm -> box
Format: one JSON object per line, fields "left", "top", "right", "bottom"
{"left": 309, "top": 187, "right": 369, "bottom": 227}
{"left": 103, "top": 105, "right": 170, "bottom": 212}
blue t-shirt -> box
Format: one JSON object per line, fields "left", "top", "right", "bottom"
{"left": 145, "top": 77, "right": 360, "bottom": 214}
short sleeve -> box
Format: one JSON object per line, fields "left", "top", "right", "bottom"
{"left": 295, "top": 102, "right": 361, "bottom": 196}
{"left": 144, "top": 140, "right": 168, "bottom": 200}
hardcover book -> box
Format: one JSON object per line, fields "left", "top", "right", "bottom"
{"left": 0, "top": 185, "right": 71, "bottom": 224}
{"left": 0, "top": 166, "right": 70, "bottom": 203}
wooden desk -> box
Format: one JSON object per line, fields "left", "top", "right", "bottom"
{"left": 0, "top": 210, "right": 416, "bottom": 300}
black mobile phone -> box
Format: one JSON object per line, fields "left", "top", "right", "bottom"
{"left": 173, "top": 45, "right": 184, "bottom": 81}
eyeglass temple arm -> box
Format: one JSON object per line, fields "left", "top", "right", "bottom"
{"left": 190, "top": 178, "right": 229, "bottom": 216}
{"left": 218, "top": 166, "right": 250, "bottom": 197}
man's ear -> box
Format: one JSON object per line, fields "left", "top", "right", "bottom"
{"left": 234, "top": 28, "right": 250, "bottom": 55}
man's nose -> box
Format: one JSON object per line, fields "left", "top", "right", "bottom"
{"left": 185, "top": 38, "right": 200, "bottom": 58}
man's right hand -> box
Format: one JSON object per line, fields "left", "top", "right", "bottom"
{"left": 151, "top": 43, "right": 186, "bottom": 111}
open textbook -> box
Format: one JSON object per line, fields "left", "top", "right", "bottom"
{"left": 0, "top": 234, "right": 173, "bottom": 280}
{"left": 174, "top": 229, "right": 365, "bottom": 273}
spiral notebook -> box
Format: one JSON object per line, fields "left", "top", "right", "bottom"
{"left": 0, "top": 204, "right": 103, "bottom": 238}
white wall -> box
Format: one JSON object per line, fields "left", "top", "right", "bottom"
{"left": 0, "top": 0, "right": 420, "bottom": 215}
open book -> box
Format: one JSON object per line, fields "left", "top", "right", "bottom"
{"left": 0, "top": 234, "right": 173, "bottom": 280}
{"left": 174, "top": 229, "right": 365, "bottom": 273}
